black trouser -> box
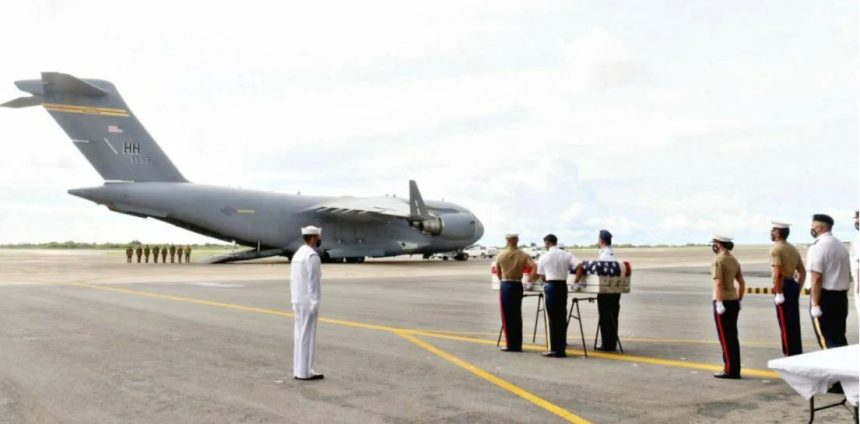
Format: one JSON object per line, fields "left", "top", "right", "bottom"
{"left": 543, "top": 281, "right": 568, "bottom": 354}
{"left": 776, "top": 278, "right": 802, "bottom": 356}
{"left": 500, "top": 281, "right": 524, "bottom": 351}
{"left": 714, "top": 300, "right": 741, "bottom": 376}
{"left": 811, "top": 289, "right": 848, "bottom": 349}
{"left": 597, "top": 293, "right": 621, "bottom": 350}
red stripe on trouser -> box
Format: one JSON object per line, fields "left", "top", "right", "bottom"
{"left": 776, "top": 304, "right": 789, "bottom": 356}
{"left": 715, "top": 310, "right": 730, "bottom": 372}
{"left": 499, "top": 290, "right": 508, "bottom": 347}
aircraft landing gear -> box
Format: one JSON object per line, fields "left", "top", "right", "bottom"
{"left": 454, "top": 252, "right": 468, "bottom": 261}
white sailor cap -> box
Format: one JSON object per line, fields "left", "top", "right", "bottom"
{"left": 770, "top": 221, "right": 791, "bottom": 229}
{"left": 301, "top": 225, "right": 322, "bottom": 235}
{"left": 504, "top": 232, "right": 519, "bottom": 238}
{"left": 712, "top": 234, "right": 733, "bottom": 243}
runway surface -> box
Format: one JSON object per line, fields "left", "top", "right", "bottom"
{"left": 0, "top": 248, "right": 857, "bottom": 423}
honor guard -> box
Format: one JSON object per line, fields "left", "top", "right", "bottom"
{"left": 710, "top": 235, "right": 746, "bottom": 379}
{"left": 184, "top": 245, "right": 192, "bottom": 264}
{"left": 160, "top": 245, "right": 168, "bottom": 263}
{"left": 291, "top": 226, "right": 324, "bottom": 380}
{"left": 125, "top": 246, "right": 133, "bottom": 264}
{"left": 536, "top": 234, "right": 579, "bottom": 357}
{"left": 851, "top": 211, "right": 860, "bottom": 323}
{"left": 769, "top": 222, "right": 806, "bottom": 356}
{"left": 169, "top": 245, "right": 177, "bottom": 263}
{"left": 595, "top": 230, "right": 622, "bottom": 352}
{"left": 176, "top": 245, "right": 183, "bottom": 264}
{"left": 807, "top": 214, "right": 851, "bottom": 349}
{"left": 143, "top": 245, "right": 151, "bottom": 263}
{"left": 494, "top": 233, "right": 537, "bottom": 352}
{"left": 135, "top": 245, "right": 143, "bottom": 263}
{"left": 152, "top": 245, "right": 160, "bottom": 263}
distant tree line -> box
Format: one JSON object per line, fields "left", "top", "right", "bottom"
{"left": 0, "top": 241, "right": 232, "bottom": 249}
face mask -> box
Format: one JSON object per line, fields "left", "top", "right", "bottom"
{"left": 810, "top": 229, "right": 818, "bottom": 239}
{"left": 770, "top": 231, "right": 776, "bottom": 242}
{"left": 711, "top": 244, "right": 719, "bottom": 254}
{"left": 315, "top": 238, "right": 323, "bottom": 248}
{"left": 855, "top": 221, "right": 859, "bottom": 231}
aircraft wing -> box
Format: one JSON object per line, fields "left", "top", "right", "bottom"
{"left": 306, "top": 196, "right": 412, "bottom": 218}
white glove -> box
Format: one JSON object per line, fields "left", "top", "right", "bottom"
{"left": 774, "top": 293, "right": 785, "bottom": 305}
{"left": 569, "top": 283, "right": 582, "bottom": 292}
{"left": 715, "top": 301, "right": 726, "bottom": 315}
{"left": 810, "top": 305, "right": 823, "bottom": 318}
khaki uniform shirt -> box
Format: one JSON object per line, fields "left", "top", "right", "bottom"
{"left": 770, "top": 241, "right": 802, "bottom": 280}
{"left": 712, "top": 251, "right": 740, "bottom": 301}
{"left": 496, "top": 247, "right": 535, "bottom": 281}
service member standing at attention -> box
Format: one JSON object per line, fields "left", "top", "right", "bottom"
{"left": 176, "top": 245, "right": 183, "bottom": 264}
{"left": 143, "top": 245, "right": 151, "bottom": 264}
{"left": 596, "top": 230, "right": 621, "bottom": 352}
{"left": 711, "top": 235, "right": 746, "bottom": 379}
{"left": 135, "top": 245, "right": 143, "bottom": 263}
{"left": 152, "top": 245, "right": 160, "bottom": 263}
{"left": 495, "top": 233, "right": 537, "bottom": 352}
{"left": 161, "top": 245, "right": 168, "bottom": 263}
{"left": 769, "top": 222, "right": 806, "bottom": 356}
{"left": 169, "top": 244, "right": 177, "bottom": 263}
{"left": 807, "top": 214, "right": 851, "bottom": 349}
{"left": 536, "top": 234, "right": 578, "bottom": 357}
{"left": 185, "top": 245, "right": 192, "bottom": 264}
{"left": 125, "top": 246, "right": 133, "bottom": 264}
{"left": 850, "top": 211, "right": 860, "bottom": 322}
{"left": 291, "top": 226, "right": 324, "bottom": 381}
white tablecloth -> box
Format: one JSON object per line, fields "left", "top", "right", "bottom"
{"left": 768, "top": 344, "right": 859, "bottom": 406}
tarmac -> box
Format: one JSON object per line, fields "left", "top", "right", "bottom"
{"left": 0, "top": 247, "right": 857, "bottom": 423}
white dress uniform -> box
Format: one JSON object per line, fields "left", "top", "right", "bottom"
{"left": 291, "top": 227, "right": 322, "bottom": 379}
{"left": 537, "top": 246, "right": 579, "bottom": 355}
{"left": 598, "top": 247, "right": 616, "bottom": 261}
{"left": 806, "top": 231, "right": 851, "bottom": 349}
{"left": 851, "top": 232, "right": 860, "bottom": 321}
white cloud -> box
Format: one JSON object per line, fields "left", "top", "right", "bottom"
{"left": 0, "top": 1, "right": 856, "bottom": 246}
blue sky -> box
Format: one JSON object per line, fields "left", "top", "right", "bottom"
{"left": 0, "top": 0, "right": 857, "bottom": 246}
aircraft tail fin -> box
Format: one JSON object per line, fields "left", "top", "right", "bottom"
{"left": 2, "top": 72, "right": 187, "bottom": 183}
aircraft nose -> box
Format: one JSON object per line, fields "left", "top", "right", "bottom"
{"left": 474, "top": 216, "right": 485, "bottom": 240}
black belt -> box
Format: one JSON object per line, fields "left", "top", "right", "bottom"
{"left": 545, "top": 280, "right": 566, "bottom": 284}
{"left": 501, "top": 280, "right": 521, "bottom": 283}
{"left": 822, "top": 288, "right": 848, "bottom": 293}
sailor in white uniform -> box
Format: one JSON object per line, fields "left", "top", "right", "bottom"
{"left": 291, "top": 225, "right": 324, "bottom": 381}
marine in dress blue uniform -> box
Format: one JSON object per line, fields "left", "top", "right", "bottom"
{"left": 768, "top": 221, "right": 806, "bottom": 356}
{"left": 710, "top": 234, "right": 746, "bottom": 379}
{"left": 494, "top": 233, "right": 537, "bottom": 352}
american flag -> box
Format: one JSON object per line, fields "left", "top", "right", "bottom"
{"left": 108, "top": 125, "right": 124, "bottom": 133}
{"left": 581, "top": 260, "right": 631, "bottom": 277}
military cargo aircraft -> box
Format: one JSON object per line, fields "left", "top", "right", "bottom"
{"left": 3, "top": 72, "right": 484, "bottom": 263}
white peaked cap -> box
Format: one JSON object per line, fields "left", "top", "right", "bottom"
{"left": 505, "top": 232, "right": 519, "bottom": 238}
{"left": 770, "top": 221, "right": 791, "bottom": 229}
{"left": 301, "top": 226, "right": 322, "bottom": 235}
{"left": 712, "top": 234, "right": 733, "bottom": 242}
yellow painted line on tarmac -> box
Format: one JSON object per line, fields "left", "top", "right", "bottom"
{"left": 396, "top": 331, "right": 591, "bottom": 424}
{"left": 63, "top": 281, "right": 778, "bottom": 379}
{"left": 408, "top": 330, "right": 779, "bottom": 379}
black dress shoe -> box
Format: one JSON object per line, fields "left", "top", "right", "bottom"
{"left": 542, "top": 351, "right": 566, "bottom": 358}
{"left": 712, "top": 372, "right": 741, "bottom": 379}
{"left": 827, "top": 383, "right": 844, "bottom": 394}
{"left": 294, "top": 374, "right": 325, "bottom": 381}
{"left": 499, "top": 348, "right": 522, "bottom": 352}
{"left": 595, "top": 346, "right": 617, "bottom": 352}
